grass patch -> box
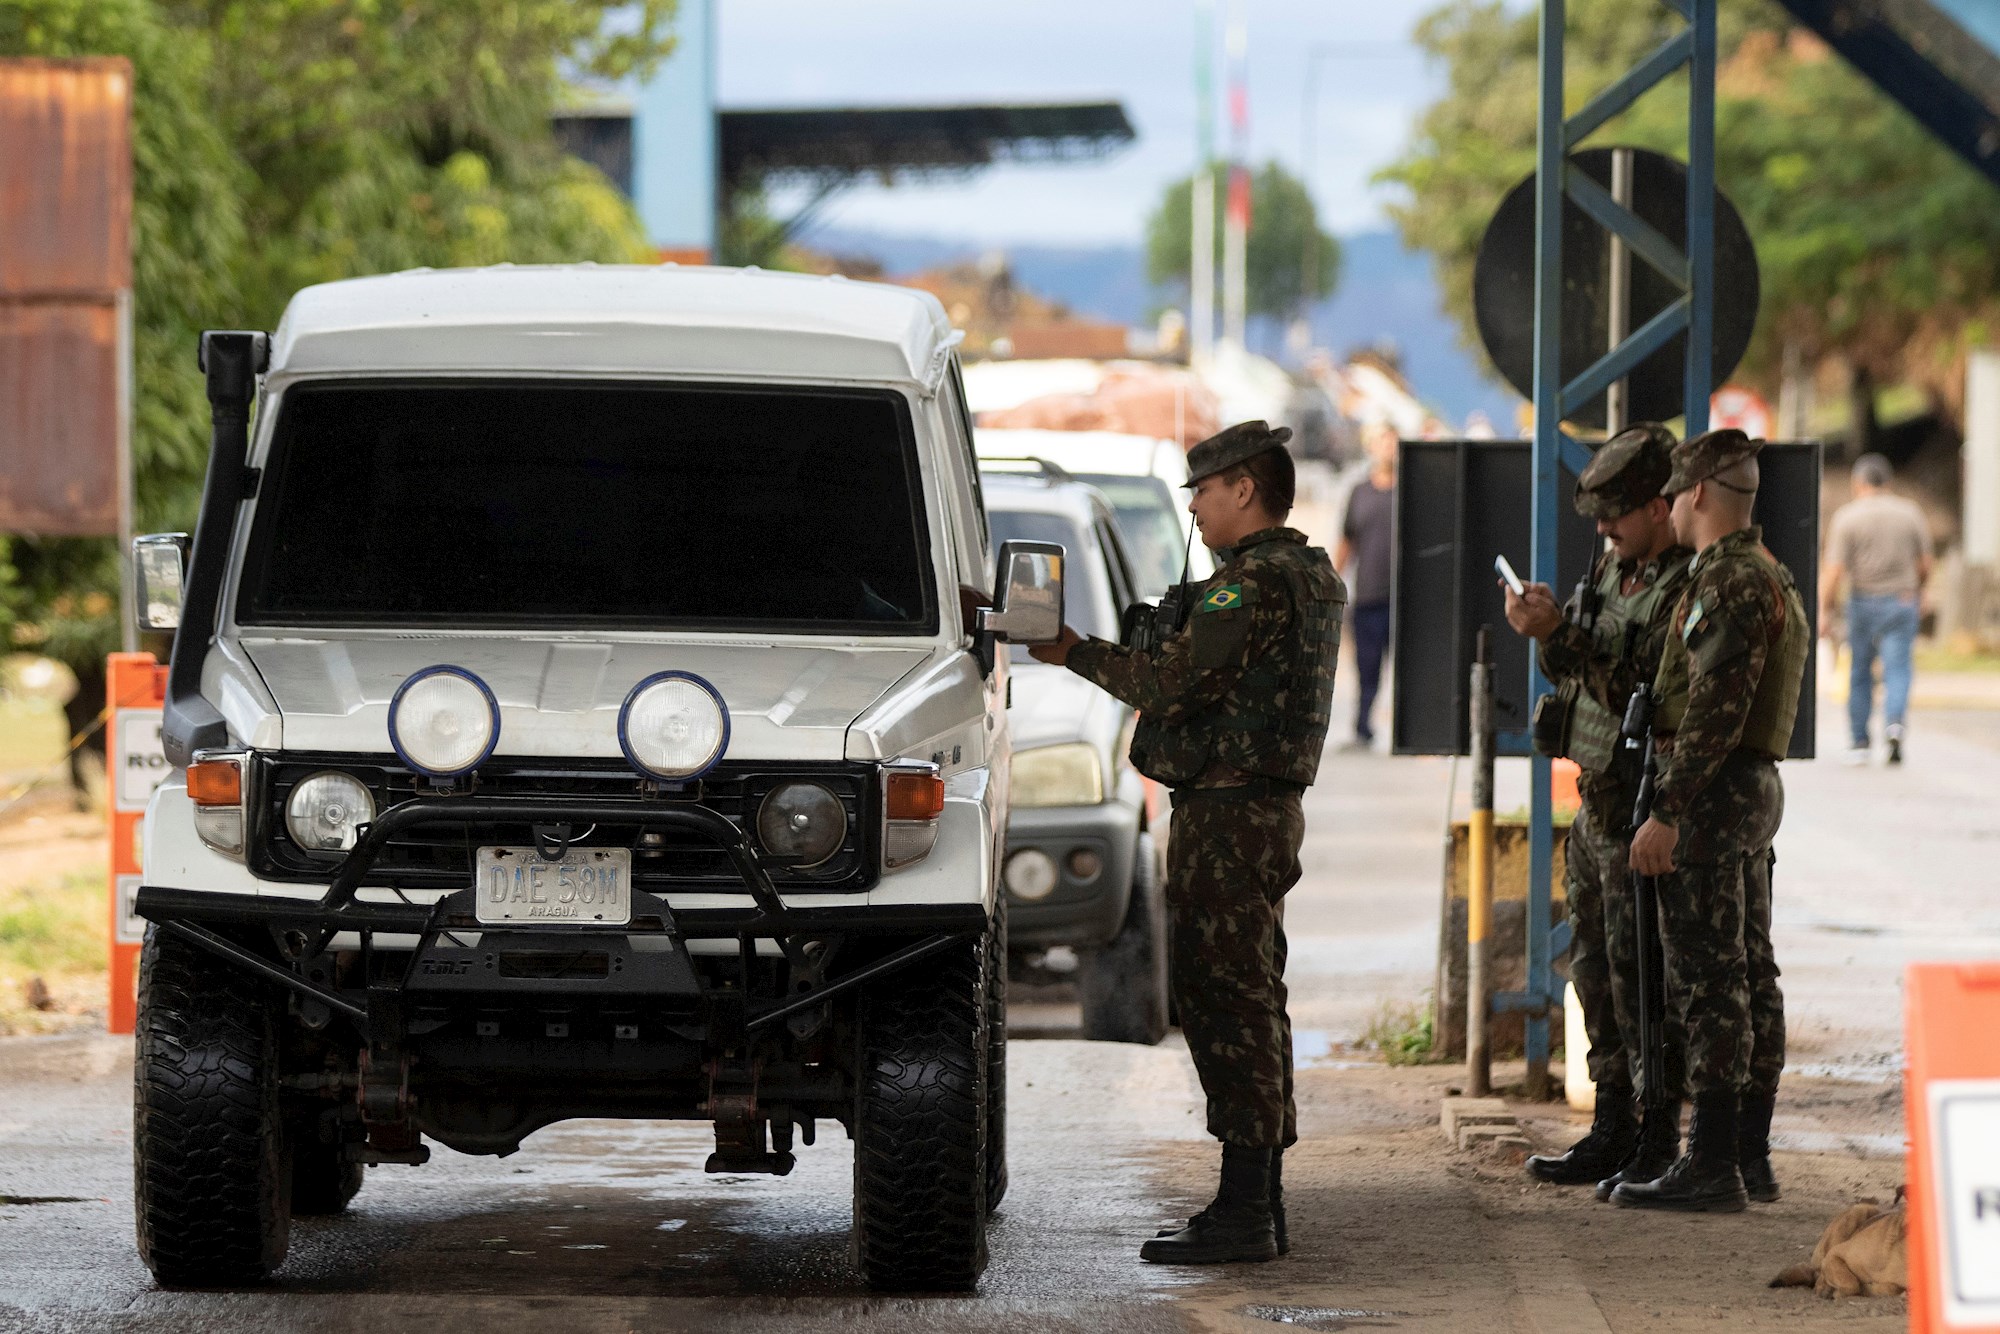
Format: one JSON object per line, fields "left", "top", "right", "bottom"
{"left": 0, "top": 866, "right": 106, "bottom": 1034}
{"left": 1360, "top": 998, "right": 1439, "bottom": 1066}
{"left": 0, "top": 868, "right": 106, "bottom": 976}
{"left": 0, "top": 696, "right": 67, "bottom": 773}
{"left": 1915, "top": 645, "right": 2000, "bottom": 674}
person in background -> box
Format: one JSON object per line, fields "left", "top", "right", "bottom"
{"left": 1334, "top": 422, "right": 1397, "bottom": 749}
{"left": 1820, "top": 454, "right": 1932, "bottom": 765}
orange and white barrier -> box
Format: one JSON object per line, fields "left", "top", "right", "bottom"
{"left": 1907, "top": 962, "right": 2000, "bottom": 1332}
{"left": 105, "top": 651, "right": 167, "bottom": 1034}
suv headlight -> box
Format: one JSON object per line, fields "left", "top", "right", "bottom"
{"left": 389, "top": 666, "right": 499, "bottom": 779}
{"left": 1010, "top": 741, "right": 1104, "bottom": 808}
{"left": 620, "top": 671, "right": 729, "bottom": 781}
{"left": 756, "top": 781, "right": 846, "bottom": 867}
{"left": 285, "top": 771, "right": 376, "bottom": 851}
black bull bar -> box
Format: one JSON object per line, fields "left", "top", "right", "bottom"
{"left": 134, "top": 797, "right": 983, "bottom": 1043}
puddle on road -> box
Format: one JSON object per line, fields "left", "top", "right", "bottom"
{"left": 1242, "top": 1305, "right": 1402, "bottom": 1330}
{"left": 1293, "top": 1030, "right": 1374, "bottom": 1070}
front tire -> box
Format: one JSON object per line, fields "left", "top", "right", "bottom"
{"left": 1078, "top": 832, "right": 1169, "bottom": 1044}
{"left": 134, "top": 926, "right": 292, "bottom": 1284}
{"left": 852, "top": 932, "right": 990, "bottom": 1292}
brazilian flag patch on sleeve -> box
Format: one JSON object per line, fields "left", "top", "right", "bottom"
{"left": 1197, "top": 584, "right": 1245, "bottom": 614}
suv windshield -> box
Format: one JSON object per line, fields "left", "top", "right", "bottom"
{"left": 238, "top": 381, "right": 936, "bottom": 633}
{"left": 1070, "top": 474, "right": 1187, "bottom": 597}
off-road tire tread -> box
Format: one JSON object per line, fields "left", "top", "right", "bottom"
{"left": 985, "top": 895, "right": 1009, "bottom": 1210}
{"left": 853, "top": 933, "right": 989, "bottom": 1292}
{"left": 289, "top": 1139, "right": 363, "bottom": 1216}
{"left": 133, "top": 927, "right": 290, "bottom": 1284}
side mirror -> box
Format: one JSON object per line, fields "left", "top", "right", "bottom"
{"left": 978, "top": 540, "right": 1065, "bottom": 644}
{"left": 133, "top": 533, "right": 191, "bottom": 631}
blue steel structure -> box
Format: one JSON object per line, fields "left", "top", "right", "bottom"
{"left": 1502, "top": 0, "right": 1720, "bottom": 1092}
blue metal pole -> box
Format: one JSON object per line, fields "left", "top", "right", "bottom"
{"left": 1684, "top": 0, "right": 1717, "bottom": 433}
{"left": 1526, "top": 0, "right": 1566, "bottom": 1098}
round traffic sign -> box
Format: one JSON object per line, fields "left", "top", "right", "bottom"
{"left": 1472, "top": 147, "right": 1760, "bottom": 430}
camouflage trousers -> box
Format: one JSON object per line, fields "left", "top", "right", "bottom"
{"left": 1654, "top": 753, "right": 1787, "bottom": 1099}
{"left": 1566, "top": 783, "right": 1686, "bottom": 1100}
{"left": 1164, "top": 786, "right": 1306, "bottom": 1149}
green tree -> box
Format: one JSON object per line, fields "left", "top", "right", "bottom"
{"left": 1147, "top": 161, "right": 1341, "bottom": 319}
{"left": 1376, "top": 1, "right": 2000, "bottom": 404}
{"left": 0, "top": 0, "right": 675, "bottom": 776}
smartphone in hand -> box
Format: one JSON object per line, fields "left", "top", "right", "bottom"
{"left": 1494, "top": 554, "right": 1525, "bottom": 596}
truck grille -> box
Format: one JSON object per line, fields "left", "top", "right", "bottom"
{"left": 248, "top": 754, "right": 877, "bottom": 895}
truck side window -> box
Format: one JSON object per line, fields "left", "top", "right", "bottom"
{"left": 946, "top": 357, "right": 989, "bottom": 556}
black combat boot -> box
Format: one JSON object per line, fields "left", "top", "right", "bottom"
{"left": 1611, "top": 1091, "right": 1749, "bottom": 1212}
{"left": 1155, "top": 1145, "right": 1289, "bottom": 1254}
{"left": 1526, "top": 1085, "right": 1638, "bottom": 1185}
{"left": 1738, "top": 1093, "right": 1780, "bottom": 1203}
{"left": 1141, "top": 1144, "right": 1279, "bottom": 1264}
{"left": 1594, "top": 1097, "right": 1681, "bottom": 1201}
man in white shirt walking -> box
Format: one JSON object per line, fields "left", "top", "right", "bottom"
{"left": 1820, "top": 454, "right": 1933, "bottom": 764}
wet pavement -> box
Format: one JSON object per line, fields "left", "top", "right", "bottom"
{"left": 1, "top": 663, "right": 1992, "bottom": 1330}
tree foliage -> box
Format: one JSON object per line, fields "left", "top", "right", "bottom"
{"left": 1376, "top": 0, "right": 2000, "bottom": 405}
{"left": 1147, "top": 161, "right": 1341, "bottom": 319}
{"left": 0, "top": 0, "right": 674, "bottom": 687}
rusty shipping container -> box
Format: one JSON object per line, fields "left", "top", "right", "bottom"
{"left": 0, "top": 57, "right": 133, "bottom": 537}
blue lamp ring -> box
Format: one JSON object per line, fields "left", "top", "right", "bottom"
{"left": 618, "top": 670, "right": 730, "bottom": 781}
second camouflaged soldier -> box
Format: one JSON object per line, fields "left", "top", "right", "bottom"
{"left": 1030, "top": 420, "right": 1344, "bottom": 1265}
{"left": 1500, "top": 424, "right": 1693, "bottom": 1192}
{"left": 1617, "top": 429, "right": 1809, "bottom": 1213}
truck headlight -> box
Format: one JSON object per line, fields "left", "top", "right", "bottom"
{"left": 756, "top": 781, "right": 845, "bottom": 867}
{"left": 1010, "top": 741, "right": 1104, "bottom": 808}
{"left": 389, "top": 666, "right": 499, "bottom": 779}
{"left": 285, "top": 771, "right": 375, "bottom": 851}
{"left": 619, "top": 671, "right": 729, "bottom": 781}
{"left": 1004, "top": 848, "right": 1059, "bottom": 900}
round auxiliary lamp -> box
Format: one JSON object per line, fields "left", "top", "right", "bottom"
{"left": 387, "top": 665, "right": 501, "bottom": 780}
{"left": 618, "top": 670, "right": 730, "bottom": 783}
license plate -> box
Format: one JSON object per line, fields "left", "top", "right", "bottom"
{"left": 473, "top": 846, "right": 632, "bottom": 926}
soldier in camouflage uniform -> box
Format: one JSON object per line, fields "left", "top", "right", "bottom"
{"left": 1030, "top": 420, "right": 1344, "bottom": 1265}
{"left": 1614, "top": 429, "right": 1809, "bottom": 1214}
{"left": 1499, "top": 424, "right": 1694, "bottom": 1192}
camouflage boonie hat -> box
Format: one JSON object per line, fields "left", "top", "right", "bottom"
{"left": 1184, "top": 419, "right": 1294, "bottom": 486}
{"left": 1665, "top": 428, "right": 1762, "bottom": 495}
{"left": 1573, "top": 422, "right": 1675, "bottom": 519}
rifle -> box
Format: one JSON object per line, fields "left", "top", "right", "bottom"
{"left": 1619, "top": 684, "right": 1669, "bottom": 1113}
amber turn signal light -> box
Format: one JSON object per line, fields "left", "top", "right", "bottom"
{"left": 885, "top": 770, "right": 945, "bottom": 822}
{"left": 187, "top": 758, "right": 243, "bottom": 807}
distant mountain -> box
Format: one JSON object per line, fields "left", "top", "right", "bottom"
{"left": 803, "top": 224, "right": 1520, "bottom": 430}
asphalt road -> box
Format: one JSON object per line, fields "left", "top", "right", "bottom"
{"left": 2, "top": 643, "right": 1992, "bottom": 1330}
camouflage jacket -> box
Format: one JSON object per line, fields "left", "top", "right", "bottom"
{"left": 1650, "top": 526, "right": 1810, "bottom": 827}
{"left": 1065, "top": 527, "right": 1346, "bottom": 788}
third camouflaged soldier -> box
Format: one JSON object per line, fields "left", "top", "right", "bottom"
{"left": 1616, "top": 429, "right": 1809, "bottom": 1213}
{"left": 1501, "top": 423, "right": 1693, "bottom": 1193}
{"left": 1030, "top": 420, "right": 1344, "bottom": 1264}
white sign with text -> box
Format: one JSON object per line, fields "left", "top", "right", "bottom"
{"left": 1930, "top": 1078, "right": 2000, "bottom": 1327}
{"left": 115, "top": 708, "right": 168, "bottom": 813}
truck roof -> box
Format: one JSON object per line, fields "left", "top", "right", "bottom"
{"left": 266, "top": 264, "right": 961, "bottom": 388}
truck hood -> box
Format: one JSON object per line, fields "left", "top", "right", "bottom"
{"left": 232, "top": 636, "right": 936, "bottom": 762}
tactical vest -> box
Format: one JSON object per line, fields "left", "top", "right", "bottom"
{"left": 1654, "top": 540, "right": 1810, "bottom": 758}
{"left": 1562, "top": 552, "right": 1691, "bottom": 774}
{"left": 1129, "top": 541, "right": 1345, "bottom": 788}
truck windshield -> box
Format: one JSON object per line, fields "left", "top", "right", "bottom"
{"left": 237, "top": 381, "right": 936, "bottom": 633}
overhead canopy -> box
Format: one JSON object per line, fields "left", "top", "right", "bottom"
{"left": 1774, "top": 0, "right": 2000, "bottom": 189}
{"left": 718, "top": 101, "right": 1136, "bottom": 190}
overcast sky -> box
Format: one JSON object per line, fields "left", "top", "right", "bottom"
{"left": 715, "top": 0, "right": 1449, "bottom": 246}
